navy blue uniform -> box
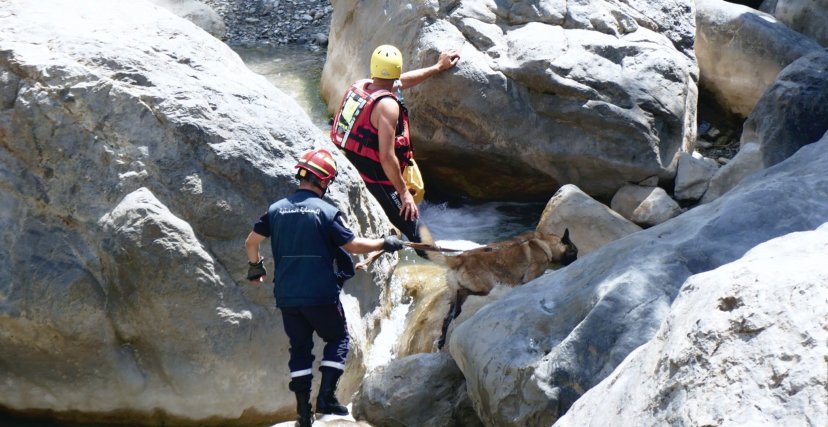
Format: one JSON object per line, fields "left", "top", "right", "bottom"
{"left": 253, "top": 189, "right": 356, "bottom": 387}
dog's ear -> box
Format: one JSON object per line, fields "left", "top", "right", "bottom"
{"left": 562, "top": 228, "right": 571, "bottom": 244}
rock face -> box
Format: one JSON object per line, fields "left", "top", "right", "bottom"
{"left": 556, "top": 223, "right": 828, "bottom": 427}
{"left": 702, "top": 50, "right": 828, "bottom": 203}
{"left": 761, "top": 0, "right": 828, "bottom": 46}
{"left": 321, "top": 0, "right": 698, "bottom": 200}
{"left": 0, "top": 0, "right": 395, "bottom": 423}
{"left": 449, "top": 136, "right": 828, "bottom": 426}
{"left": 695, "top": 0, "right": 821, "bottom": 118}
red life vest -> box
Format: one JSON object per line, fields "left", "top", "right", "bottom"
{"left": 330, "top": 79, "right": 412, "bottom": 186}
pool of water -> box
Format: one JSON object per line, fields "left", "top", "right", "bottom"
{"left": 233, "top": 44, "right": 331, "bottom": 130}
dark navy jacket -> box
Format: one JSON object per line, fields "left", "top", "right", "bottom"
{"left": 264, "top": 190, "right": 354, "bottom": 307}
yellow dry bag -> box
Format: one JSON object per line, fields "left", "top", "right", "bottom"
{"left": 403, "top": 159, "right": 425, "bottom": 204}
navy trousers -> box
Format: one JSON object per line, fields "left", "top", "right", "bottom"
{"left": 281, "top": 302, "right": 349, "bottom": 389}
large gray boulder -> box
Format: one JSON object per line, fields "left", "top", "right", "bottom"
{"left": 449, "top": 136, "right": 828, "bottom": 426}
{"left": 537, "top": 184, "right": 642, "bottom": 256}
{"left": 761, "top": 0, "right": 828, "bottom": 47}
{"left": 0, "top": 0, "right": 395, "bottom": 423}
{"left": 739, "top": 50, "right": 828, "bottom": 167}
{"left": 695, "top": 0, "right": 821, "bottom": 117}
{"left": 353, "top": 353, "right": 482, "bottom": 427}
{"left": 557, "top": 223, "right": 828, "bottom": 426}
{"left": 322, "top": 0, "right": 698, "bottom": 200}
{"left": 149, "top": 0, "right": 227, "bottom": 39}
{"left": 702, "top": 49, "right": 828, "bottom": 203}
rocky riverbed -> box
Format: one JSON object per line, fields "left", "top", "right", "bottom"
{"left": 202, "top": 0, "right": 332, "bottom": 48}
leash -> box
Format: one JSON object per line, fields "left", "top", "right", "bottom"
{"left": 354, "top": 230, "right": 565, "bottom": 271}
{"left": 355, "top": 242, "right": 464, "bottom": 271}
{"left": 355, "top": 238, "right": 537, "bottom": 271}
{"left": 403, "top": 242, "right": 464, "bottom": 253}
{"left": 410, "top": 235, "right": 540, "bottom": 254}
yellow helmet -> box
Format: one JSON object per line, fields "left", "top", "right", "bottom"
{"left": 370, "top": 45, "right": 402, "bottom": 80}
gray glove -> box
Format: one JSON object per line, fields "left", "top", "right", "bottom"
{"left": 383, "top": 236, "right": 405, "bottom": 253}
{"left": 247, "top": 259, "right": 267, "bottom": 281}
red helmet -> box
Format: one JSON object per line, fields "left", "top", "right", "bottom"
{"left": 295, "top": 149, "right": 337, "bottom": 183}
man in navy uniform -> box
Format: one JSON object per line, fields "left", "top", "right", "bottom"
{"left": 244, "top": 148, "right": 404, "bottom": 427}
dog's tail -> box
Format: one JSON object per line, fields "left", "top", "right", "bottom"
{"left": 418, "top": 222, "right": 441, "bottom": 264}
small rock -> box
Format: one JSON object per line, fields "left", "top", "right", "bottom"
{"left": 715, "top": 135, "right": 732, "bottom": 146}
{"left": 312, "top": 32, "right": 328, "bottom": 46}
{"left": 696, "top": 140, "right": 712, "bottom": 149}
{"left": 706, "top": 127, "right": 721, "bottom": 139}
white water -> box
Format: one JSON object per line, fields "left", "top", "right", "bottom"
{"left": 421, "top": 200, "right": 544, "bottom": 244}
{"left": 365, "top": 200, "right": 545, "bottom": 367}
{"left": 396, "top": 200, "right": 547, "bottom": 265}
{"left": 362, "top": 272, "right": 411, "bottom": 371}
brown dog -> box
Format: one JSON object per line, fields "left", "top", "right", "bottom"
{"left": 425, "top": 229, "right": 578, "bottom": 349}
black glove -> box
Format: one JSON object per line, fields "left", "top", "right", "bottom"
{"left": 247, "top": 259, "right": 267, "bottom": 281}
{"left": 383, "top": 236, "right": 405, "bottom": 253}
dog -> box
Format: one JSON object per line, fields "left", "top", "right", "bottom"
{"left": 424, "top": 229, "right": 578, "bottom": 349}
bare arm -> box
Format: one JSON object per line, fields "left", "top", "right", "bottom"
{"left": 342, "top": 237, "right": 386, "bottom": 254}
{"left": 372, "top": 98, "right": 419, "bottom": 220}
{"left": 398, "top": 49, "right": 460, "bottom": 89}
{"left": 245, "top": 231, "right": 266, "bottom": 263}
{"left": 374, "top": 98, "right": 408, "bottom": 196}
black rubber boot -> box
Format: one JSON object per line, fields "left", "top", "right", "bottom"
{"left": 316, "top": 367, "right": 349, "bottom": 416}
{"left": 294, "top": 391, "right": 313, "bottom": 427}
{"left": 289, "top": 375, "right": 314, "bottom": 427}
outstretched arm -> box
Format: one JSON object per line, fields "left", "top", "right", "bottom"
{"left": 398, "top": 49, "right": 460, "bottom": 89}
{"left": 343, "top": 236, "right": 405, "bottom": 254}
{"left": 343, "top": 237, "right": 385, "bottom": 254}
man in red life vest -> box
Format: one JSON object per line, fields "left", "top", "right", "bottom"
{"left": 331, "top": 45, "right": 460, "bottom": 255}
